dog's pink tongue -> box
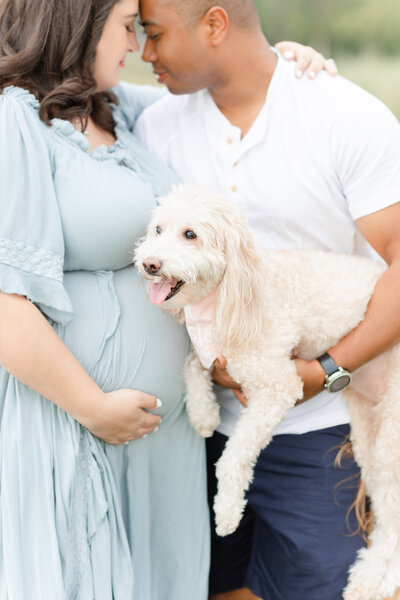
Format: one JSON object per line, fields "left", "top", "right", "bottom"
{"left": 149, "top": 277, "right": 178, "bottom": 305}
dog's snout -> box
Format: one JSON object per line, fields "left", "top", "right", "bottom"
{"left": 143, "top": 257, "right": 163, "bottom": 275}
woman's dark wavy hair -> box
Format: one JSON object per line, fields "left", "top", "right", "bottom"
{"left": 0, "top": 0, "right": 121, "bottom": 133}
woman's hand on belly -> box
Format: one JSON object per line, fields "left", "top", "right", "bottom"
{"left": 83, "top": 389, "right": 162, "bottom": 445}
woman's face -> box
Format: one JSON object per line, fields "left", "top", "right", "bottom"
{"left": 94, "top": 0, "right": 140, "bottom": 91}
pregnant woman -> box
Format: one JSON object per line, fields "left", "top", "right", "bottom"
{"left": 0, "top": 0, "right": 208, "bottom": 598}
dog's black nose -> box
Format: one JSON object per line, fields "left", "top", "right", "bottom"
{"left": 143, "top": 257, "right": 162, "bottom": 275}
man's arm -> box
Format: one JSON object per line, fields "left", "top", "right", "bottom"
{"left": 297, "top": 202, "right": 400, "bottom": 400}
{"left": 214, "top": 202, "right": 400, "bottom": 405}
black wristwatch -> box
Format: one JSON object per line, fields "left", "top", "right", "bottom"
{"left": 316, "top": 353, "right": 352, "bottom": 393}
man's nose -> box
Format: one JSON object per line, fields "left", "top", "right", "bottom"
{"left": 142, "top": 257, "right": 162, "bottom": 274}
{"left": 142, "top": 38, "right": 156, "bottom": 63}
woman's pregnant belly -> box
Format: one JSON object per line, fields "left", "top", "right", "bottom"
{"left": 55, "top": 266, "right": 190, "bottom": 419}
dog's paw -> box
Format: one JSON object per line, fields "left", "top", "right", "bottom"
{"left": 186, "top": 400, "right": 220, "bottom": 438}
{"left": 343, "top": 587, "right": 383, "bottom": 600}
{"left": 214, "top": 493, "right": 246, "bottom": 537}
{"left": 344, "top": 545, "right": 398, "bottom": 600}
{"left": 376, "top": 552, "right": 400, "bottom": 599}
{"left": 215, "top": 520, "right": 237, "bottom": 537}
{"left": 194, "top": 422, "right": 218, "bottom": 438}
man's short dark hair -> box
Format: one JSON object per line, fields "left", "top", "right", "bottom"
{"left": 162, "top": 0, "right": 260, "bottom": 29}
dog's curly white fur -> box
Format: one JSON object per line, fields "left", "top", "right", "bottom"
{"left": 135, "top": 184, "right": 400, "bottom": 600}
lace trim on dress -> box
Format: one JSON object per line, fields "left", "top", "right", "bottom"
{"left": 0, "top": 237, "right": 63, "bottom": 281}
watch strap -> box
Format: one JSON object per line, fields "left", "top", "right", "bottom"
{"left": 316, "top": 352, "right": 339, "bottom": 377}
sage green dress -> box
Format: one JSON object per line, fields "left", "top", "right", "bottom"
{"left": 0, "top": 84, "right": 209, "bottom": 599}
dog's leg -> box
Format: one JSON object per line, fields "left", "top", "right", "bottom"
{"left": 184, "top": 351, "right": 220, "bottom": 437}
{"left": 342, "top": 389, "right": 382, "bottom": 600}
{"left": 213, "top": 360, "right": 303, "bottom": 536}
{"left": 344, "top": 350, "right": 400, "bottom": 600}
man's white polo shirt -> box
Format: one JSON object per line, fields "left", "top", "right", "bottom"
{"left": 134, "top": 52, "right": 400, "bottom": 436}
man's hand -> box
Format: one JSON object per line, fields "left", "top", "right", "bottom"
{"left": 212, "top": 355, "right": 326, "bottom": 408}
{"left": 212, "top": 356, "right": 248, "bottom": 407}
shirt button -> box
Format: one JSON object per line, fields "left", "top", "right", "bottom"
{"left": 231, "top": 185, "right": 238, "bottom": 192}
{"left": 233, "top": 161, "right": 238, "bottom": 168}
{"left": 227, "top": 137, "right": 233, "bottom": 145}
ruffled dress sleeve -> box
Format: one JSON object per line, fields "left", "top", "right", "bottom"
{"left": 0, "top": 87, "right": 73, "bottom": 324}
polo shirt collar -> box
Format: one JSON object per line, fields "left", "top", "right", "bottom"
{"left": 201, "top": 48, "right": 285, "bottom": 159}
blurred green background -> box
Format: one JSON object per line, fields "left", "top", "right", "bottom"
{"left": 123, "top": 0, "right": 400, "bottom": 120}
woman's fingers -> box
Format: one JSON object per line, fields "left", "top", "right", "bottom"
{"left": 130, "top": 401, "right": 162, "bottom": 439}
{"left": 276, "top": 41, "right": 338, "bottom": 79}
{"left": 324, "top": 58, "right": 339, "bottom": 77}
{"left": 294, "top": 48, "right": 324, "bottom": 79}
{"left": 121, "top": 412, "right": 161, "bottom": 445}
{"left": 275, "top": 40, "right": 297, "bottom": 57}
{"left": 91, "top": 389, "right": 163, "bottom": 445}
{"left": 140, "top": 409, "right": 162, "bottom": 431}
{"left": 139, "top": 393, "right": 162, "bottom": 411}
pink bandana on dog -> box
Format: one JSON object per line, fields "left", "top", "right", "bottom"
{"left": 184, "top": 288, "right": 220, "bottom": 369}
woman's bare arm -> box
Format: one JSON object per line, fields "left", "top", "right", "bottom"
{"left": 0, "top": 292, "right": 161, "bottom": 444}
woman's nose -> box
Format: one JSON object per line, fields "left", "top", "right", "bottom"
{"left": 128, "top": 32, "right": 140, "bottom": 53}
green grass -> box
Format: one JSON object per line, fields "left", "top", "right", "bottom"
{"left": 122, "top": 52, "right": 400, "bottom": 120}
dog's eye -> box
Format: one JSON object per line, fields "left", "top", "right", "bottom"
{"left": 184, "top": 230, "right": 197, "bottom": 240}
{"left": 156, "top": 226, "right": 162, "bottom": 235}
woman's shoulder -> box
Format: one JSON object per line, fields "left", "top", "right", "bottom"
{"left": 0, "top": 84, "right": 40, "bottom": 110}
{"left": 0, "top": 85, "right": 48, "bottom": 146}
{"left": 0, "top": 85, "right": 42, "bottom": 126}
{"left": 0, "top": 85, "right": 85, "bottom": 156}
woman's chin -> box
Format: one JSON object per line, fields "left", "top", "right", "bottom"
{"left": 95, "top": 75, "right": 121, "bottom": 92}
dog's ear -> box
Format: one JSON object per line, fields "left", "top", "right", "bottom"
{"left": 215, "top": 210, "right": 264, "bottom": 351}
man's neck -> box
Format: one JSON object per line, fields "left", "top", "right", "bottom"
{"left": 208, "top": 34, "right": 277, "bottom": 137}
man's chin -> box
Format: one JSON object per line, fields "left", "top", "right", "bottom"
{"left": 163, "top": 79, "right": 206, "bottom": 96}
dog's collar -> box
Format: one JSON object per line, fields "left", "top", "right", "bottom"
{"left": 184, "top": 288, "right": 219, "bottom": 369}
{"left": 185, "top": 288, "right": 218, "bottom": 320}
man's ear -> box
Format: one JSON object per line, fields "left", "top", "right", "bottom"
{"left": 202, "top": 7, "right": 229, "bottom": 46}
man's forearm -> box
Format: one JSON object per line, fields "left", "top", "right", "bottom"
{"left": 297, "top": 258, "right": 400, "bottom": 400}
{"left": 328, "top": 259, "right": 400, "bottom": 370}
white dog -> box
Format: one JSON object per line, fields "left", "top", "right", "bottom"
{"left": 135, "top": 184, "right": 400, "bottom": 600}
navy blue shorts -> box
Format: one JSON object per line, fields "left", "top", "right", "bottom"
{"left": 207, "top": 425, "right": 365, "bottom": 599}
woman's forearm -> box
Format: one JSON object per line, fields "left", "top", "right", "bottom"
{"left": 0, "top": 292, "right": 104, "bottom": 426}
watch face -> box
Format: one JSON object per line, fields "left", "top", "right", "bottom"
{"left": 328, "top": 373, "right": 351, "bottom": 393}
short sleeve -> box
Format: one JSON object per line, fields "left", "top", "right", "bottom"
{"left": 331, "top": 87, "right": 400, "bottom": 220}
{"left": 114, "top": 81, "right": 166, "bottom": 131}
{"left": 0, "top": 88, "right": 73, "bottom": 324}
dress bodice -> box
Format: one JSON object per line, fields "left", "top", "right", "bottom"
{"left": 2, "top": 84, "right": 175, "bottom": 273}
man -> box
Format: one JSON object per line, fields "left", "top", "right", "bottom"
{"left": 133, "top": 1, "right": 400, "bottom": 598}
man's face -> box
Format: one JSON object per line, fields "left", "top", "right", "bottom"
{"left": 139, "top": 0, "right": 214, "bottom": 95}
